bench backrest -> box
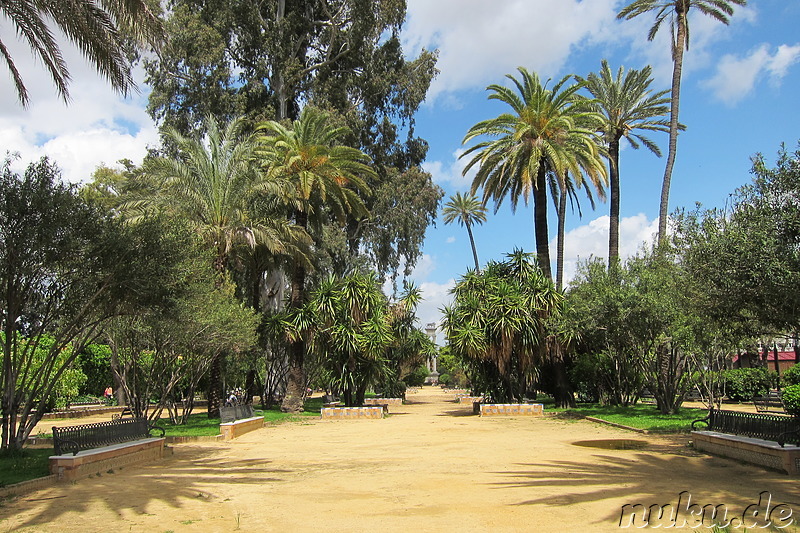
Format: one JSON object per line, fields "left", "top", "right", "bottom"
{"left": 53, "top": 417, "right": 154, "bottom": 455}
{"left": 220, "top": 404, "right": 255, "bottom": 423}
{"left": 693, "top": 409, "right": 798, "bottom": 444}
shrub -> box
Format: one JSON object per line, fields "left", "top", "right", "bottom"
{"left": 438, "top": 373, "right": 451, "bottom": 386}
{"left": 781, "top": 384, "right": 800, "bottom": 416}
{"left": 403, "top": 365, "right": 430, "bottom": 387}
{"left": 722, "top": 367, "right": 773, "bottom": 401}
{"left": 782, "top": 364, "right": 800, "bottom": 386}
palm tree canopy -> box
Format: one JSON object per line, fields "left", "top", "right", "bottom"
{"left": 442, "top": 192, "right": 487, "bottom": 228}
{"left": 256, "top": 107, "right": 375, "bottom": 227}
{"left": 128, "top": 115, "right": 306, "bottom": 266}
{"left": 1, "top": 0, "right": 163, "bottom": 106}
{"left": 580, "top": 60, "right": 671, "bottom": 156}
{"left": 460, "top": 68, "right": 607, "bottom": 213}
{"left": 617, "top": 0, "right": 747, "bottom": 51}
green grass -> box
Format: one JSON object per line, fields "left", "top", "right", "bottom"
{"left": 561, "top": 403, "right": 707, "bottom": 433}
{"left": 0, "top": 449, "right": 52, "bottom": 487}
{"left": 161, "top": 398, "right": 322, "bottom": 436}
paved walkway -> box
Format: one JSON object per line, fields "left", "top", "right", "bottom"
{"left": 2, "top": 389, "right": 797, "bottom": 532}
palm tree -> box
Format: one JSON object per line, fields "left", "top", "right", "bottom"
{"left": 442, "top": 192, "right": 487, "bottom": 272}
{"left": 617, "top": 0, "right": 747, "bottom": 244}
{"left": 1, "top": 0, "right": 163, "bottom": 106}
{"left": 129, "top": 115, "right": 305, "bottom": 416}
{"left": 256, "top": 106, "right": 376, "bottom": 413}
{"left": 460, "top": 68, "right": 607, "bottom": 282}
{"left": 579, "top": 60, "right": 671, "bottom": 267}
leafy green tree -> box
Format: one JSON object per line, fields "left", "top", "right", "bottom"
{"left": 0, "top": 157, "right": 190, "bottom": 450}
{"left": 127, "top": 115, "right": 306, "bottom": 417}
{"left": 673, "top": 143, "right": 800, "bottom": 364}
{"left": 105, "top": 256, "right": 258, "bottom": 424}
{"left": 579, "top": 60, "right": 671, "bottom": 266}
{"left": 617, "top": 0, "right": 747, "bottom": 244}
{"left": 443, "top": 250, "right": 563, "bottom": 404}
{"left": 144, "top": 0, "right": 440, "bottom": 285}
{"left": 1, "top": 0, "right": 162, "bottom": 106}
{"left": 461, "top": 68, "right": 606, "bottom": 281}
{"left": 565, "top": 252, "right": 696, "bottom": 413}
{"left": 256, "top": 107, "right": 375, "bottom": 412}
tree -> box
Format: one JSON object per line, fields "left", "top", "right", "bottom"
{"left": 443, "top": 250, "right": 563, "bottom": 403}
{"left": 144, "top": 0, "right": 440, "bottom": 283}
{"left": 127, "top": 115, "right": 306, "bottom": 417}
{"left": 442, "top": 192, "right": 487, "bottom": 272}
{"left": 256, "top": 106, "right": 375, "bottom": 412}
{"left": 0, "top": 157, "right": 189, "bottom": 450}
{"left": 579, "top": 60, "right": 671, "bottom": 266}
{"left": 673, "top": 142, "right": 800, "bottom": 364}
{"left": 617, "top": 0, "right": 747, "bottom": 244}
{"left": 1, "top": 0, "right": 162, "bottom": 106}
{"left": 461, "top": 68, "right": 606, "bottom": 281}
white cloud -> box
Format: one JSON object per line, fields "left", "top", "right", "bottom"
{"left": 423, "top": 148, "right": 476, "bottom": 191}
{"left": 446, "top": 236, "right": 456, "bottom": 244}
{"left": 0, "top": 28, "right": 158, "bottom": 183}
{"left": 404, "top": 0, "right": 619, "bottom": 101}
{"left": 555, "top": 213, "right": 658, "bottom": 286}
{"left": 702, "top": 43, "right": 800, "bottom": 106}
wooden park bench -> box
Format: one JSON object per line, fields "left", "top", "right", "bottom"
{"left": 50, "top": 417, "right": 167, "bottom": 481}
{"left": 753, "top": 390, "right": 785, "bottom": 413}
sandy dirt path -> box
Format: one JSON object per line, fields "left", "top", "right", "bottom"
{"left": 1, "top": 388, "right": 798, "bottom": 532}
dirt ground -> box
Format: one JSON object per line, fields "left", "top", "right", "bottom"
{"left": 1, "top": 388, "right": 798, "bottom": 532}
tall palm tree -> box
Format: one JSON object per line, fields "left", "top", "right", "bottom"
{"left": 617, "top": 0, "right": 747, "bottom": 244}
{"left": 129, "top": 115, "right": 306, "bottom": 416}
{"left": 442, "top": 192, "right": 487, "bottom": 272}
{"left": 579, "top": 60, "right": 671, "bottom": 267}
{"left": 461, "top": 68, "right": 607, "bottom": 282}
{"left": 256, "top": 106, "right": 375, "bottom": 413}
{"left": 1, "top": 0, "right": 163, "bottom": 106}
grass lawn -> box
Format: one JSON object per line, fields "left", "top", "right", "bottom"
{"left": 562, "top": 403, "right": 708, "bottom": 433}
{"left": 0, "top": 449, "right": 52, "bottom": 487}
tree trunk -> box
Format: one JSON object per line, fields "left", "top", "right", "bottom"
{"left": 466, "top": 222, "right": 480, "bottom": 272}
{"left": 608, "top": 136, "right": 621, "bottom": 268}
{"left": 533, "top": 163, "right": 552, "bottom": 280}
{"left": 794, "top": 333, "right": 799, "bottom": 365}
{"left": 657, "top": 8, "right": 686, "bottom": 245}
{"left": 281, "top": 209, "right": 308, "bottom": 413}
{"left": 556, "top": 179, "right": 566, "bottom": 291}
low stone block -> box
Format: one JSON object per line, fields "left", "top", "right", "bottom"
{"left": 220, "top": 416, "right": 264, "bottom": 440}
{"left": 692, "top": 431, "right": 800, "bottom": 475}
{"left": 458, "top": 395, "right": 483, "bottom": 404}
{"left": 321, "top": 407, "right": 385, "bottom": 420}
{"left": 364, "top": 398, "right": 402, "bottom": 407}
{"left": 480, "top": 403, "right": 544, "bottom": 417}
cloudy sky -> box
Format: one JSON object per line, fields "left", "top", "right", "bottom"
{"left": 2, "top": 0, "right": 799, "bottom": 336}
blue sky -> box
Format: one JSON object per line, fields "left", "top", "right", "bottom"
{"left": 1, "top": 1, "right": 798, "bottom": 335}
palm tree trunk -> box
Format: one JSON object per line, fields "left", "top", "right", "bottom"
{"left": 658, "top": 10, "right": 686, "bottom": 245}
{"left": 556, "top": 179, "right": 566, "bottom": 291}
{"left": 466, "top": 222, "right": 480, "bottom": 272}
{"left": 281, "top": 209, "right": 308, "bottom": 413}
{"left": 608, "top": 137, "right": 621, "bottom": 268}
{"left": 533, "top": 163, "right": 552, "bottom": 280}
{"left": 208, "top": 252, "right": 228, "bottom": 418}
